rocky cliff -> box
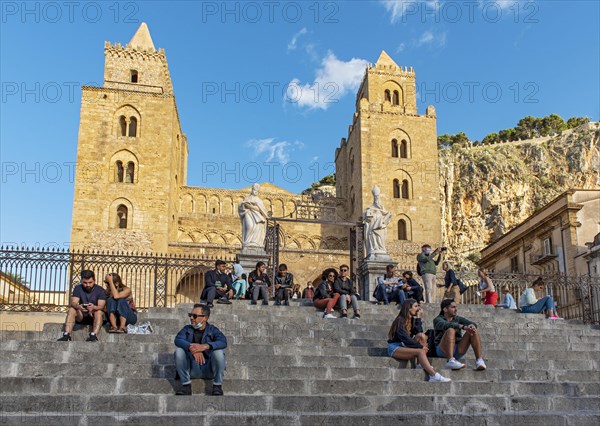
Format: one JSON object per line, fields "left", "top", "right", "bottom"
{"left": 440, "top": 123, "right": 600, "bottom": 266}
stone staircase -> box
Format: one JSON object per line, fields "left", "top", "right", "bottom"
{"left": 1, "top": 302, "right": 599, "bottom": 425}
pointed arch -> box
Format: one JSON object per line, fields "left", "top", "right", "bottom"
{"left": 391, "top": 139, "right": 399, "bottom": 158}
{"left": 109, "top": 198, "right": 133, "bottom": 229}
{"left": 114, "top": 105, "right": 141, "bottom": 139}
{"left": 397, "top": 215, "right": 412, "bottom": 240}
{"left": 389, "top": 129, "right": 411, "bottom": 159}
{"left": 110, "top": 150, "right": 139, "bottom": 184}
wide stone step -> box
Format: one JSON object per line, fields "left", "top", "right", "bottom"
{"left": 2, "top": 376, "right": 599, "bottom": 397}
{"left": 2, "top": 393, "right": 599, "bottom": 416}
{"left": 4, "top": 361, "right": 600, "bottom": 383}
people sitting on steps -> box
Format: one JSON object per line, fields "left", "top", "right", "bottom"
{"left": 496, "top": 286, "right": 517, "bottom": 310}
{"left": 387, "top": 299, "right": 451, "bottom": 383}
{"left": 519, "top": 277, "right": 563, "bottom": 319}
{"left": 433, "top": 299, "right": 487, "bottom": 371}
{"left": 313, "top": 268, "right": 340, "bottom": 318}
{"left": 174, "top": 304, "right": 227, "bottom": 396}
{"left": 400, "top": 270, "right": 424, "bottom": 303}
{"left": 232, "top": 273, "right": 247, "bottom": 300}
{"left": 373, "top": 264, "right": 404, "bottom": 305}
{"left": 57, "top": 269, "right": 106, "bottom": 342}
{"left": 248, "top": 261, "right": 272, "bottom": 305}
{"left": 201, "top": 260, "right": 233, "bottom": 307}
{"left": 104, "top": 272, "right": 137, "bottom": 333}
{"left": 302, "top": 282, "right": 315, "bottom": 301}
{"left": 334, "top": 264, "right": 361, "bottom": 319}
{"left": 274, "top": 263, "right": 294, "bottom": 306}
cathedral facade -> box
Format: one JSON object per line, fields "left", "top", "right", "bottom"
{"left": 70, "top": 24, "right": 442, "bottom": 290}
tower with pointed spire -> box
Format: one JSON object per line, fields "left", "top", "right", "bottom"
{"left": 70, "top": 23, "right": 187, "bottom": 253}
{"left": 335, "top": 51, "right": 441, "bottom": 267}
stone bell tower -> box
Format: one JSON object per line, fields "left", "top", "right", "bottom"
{"left": 335, "top": 51, "right": 442, "bottom": 267}
{"left": 70, "top": 23, "right": 187, "bottom": 253}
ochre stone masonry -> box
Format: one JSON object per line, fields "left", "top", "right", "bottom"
{"left": 70, "top": 24, "right": 441, "bottom": 294}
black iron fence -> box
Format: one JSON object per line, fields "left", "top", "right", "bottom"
{"left": 432, "top": 271, "right": 600, "bottom": 324}
{"left": 0, "top": 246, "right": 233, "bottom": 312}
{"left": 2, "top": 247, "right": 600, "bottom": 324}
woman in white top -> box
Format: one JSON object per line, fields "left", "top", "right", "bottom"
{"left": 519, "top": 277, "right": 563, "bottom": 319}
{"left": 478, "top": 269, "right": 498, "bottom": 306}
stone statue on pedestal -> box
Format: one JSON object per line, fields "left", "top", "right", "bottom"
{"left": 238, "top": 183, "right": 269, "bottom": 249}
{"left": 363, "top": 186, "right": 392, "bottom": 260}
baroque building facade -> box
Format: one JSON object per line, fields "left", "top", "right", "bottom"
{"left": 70, "top": 24, "right": 442, "bottom": 297}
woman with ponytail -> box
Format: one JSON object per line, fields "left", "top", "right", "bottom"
{"left": 387, "top": 299, "right": 450, "bottom": 382}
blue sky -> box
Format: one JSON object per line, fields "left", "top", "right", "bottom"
{"left": 1, "top": 0, "right": 599, "bottom": 248}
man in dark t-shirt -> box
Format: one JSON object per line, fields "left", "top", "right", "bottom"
{"left": 57, "top": 270, "right": 106, "bottom": 342}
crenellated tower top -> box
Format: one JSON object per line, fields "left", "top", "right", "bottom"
{"left": 103, "top": 22, "right": 173, "bottom": 96}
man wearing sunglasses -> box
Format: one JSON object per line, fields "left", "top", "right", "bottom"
{"left": 174, "top": 304, "right": 228, "bottom": 396}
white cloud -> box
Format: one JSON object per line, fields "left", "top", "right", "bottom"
{"left": 287, "top": 28, "right": 307, "bottom": 51}
{"left": 479, "top": 0, "right": 520, "bottom": 10}
{"left": 246, "top": 138, "right": 303, "bottom": 163}
{"left": 416, "top": 30, "right": 446, "bottom": 47}
{"left": 380, "top": 0, "right": 439, "bottom": 23}
{"left": 396, "top": 42, "right": 406, "bottom": 53}
{"left": 287, "top": 51, "right": 368, "bottom": 110}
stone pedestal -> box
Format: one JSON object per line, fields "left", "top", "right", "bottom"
{"left": 237, "top": 248, "right": 270, "bottom": 273}
{"left": 358, "top": 259, "right": 397, "bottom": 302}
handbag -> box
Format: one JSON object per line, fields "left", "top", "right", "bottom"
{"left": 456, "top": 279, "right": 468, "bottom": 295}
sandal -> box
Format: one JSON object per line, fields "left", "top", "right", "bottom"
{"left": 116, "top": 328, "right": 126, "bottom": 334}
{"left": 108, "top": 327, "right": 118, "bottom": 333}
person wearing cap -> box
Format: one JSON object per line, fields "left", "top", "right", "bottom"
{"left": 174, "top": 303, "right": 228, "bottom": 396}
{"left": 417, "top": 244, "right": 445, "bottom": 303}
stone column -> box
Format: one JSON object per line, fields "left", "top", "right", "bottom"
{"left": 358, "top": 259, "right": 397, "bottom": 302}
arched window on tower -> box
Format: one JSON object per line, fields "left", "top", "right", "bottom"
{"left": 115, "top": 161, "right": 124, "bottom": 183}
{"left": 401, "top": 180, "right": 409, "bottom": 199}
{"left": 400, "top": 140, "right": 408, "bottom": 158}
{"left": 350, "top": 155, "right": 355, "bottom": 173}
{"left": 391, "top": 139, "right": 399, "bottom": 157}
{"left": 393, "top": 179, "right": 400, "bottom": 198}
{"left": 130, "top": 70, "right": 138, "bottom": 83}
{"left": 126, "top": 162, "right": 135, "bottom": 183}
{"left": 117, "top": 205, "right": 128, "bottom": 229}
{"left": 119, "top": 116, "right": 127, "bottom": 136}
{"left": 128, "top": 117, "right": 137, "bottom": 137}
{"left": 384, "top": 90, "right": 391, "bottom": 103}
{"left": 393, "top": 90, "right": 400, "bottom": 105}
{"left": 398, "top": 219, "right": 407, "bottom": 240}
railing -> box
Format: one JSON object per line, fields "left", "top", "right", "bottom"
{"left": 430, "top": 271, "right": 600, "bottom": 324}
{"left": 2, "top": 247, "right": 600, "bottom": 324}
{"left": 0, "top": 247, "right": 233, "bottom": 312}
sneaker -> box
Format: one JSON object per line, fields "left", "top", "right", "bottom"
{"left": 429, "top": 372, "right": 451, "bottom": 382}
{"left": 216, "top": 297, "right": 228, "bottom": 304}
{"left": 275, "top": 301, "right": 281, "bottom": 306}
{"left": 341, "top": 312, "right": 348, "bottom": 318}
{"left": 175, "top": 384, "right": 192, "bottom": 396}
{"left": 211, "top": 384, "right": 224, "bottom": 396}
{"left": 548, "top": 315, "right": 564, "bottom": 320}
{"left": 207, "top": 303, "right": 214, "bottom": 308}
{"left": 86, "top": 333, "right": 98, "bottom": 342}
{"left": 250, "top": 301, "right": 257, "bottom": 305}
{"left": 353, "top": 313, "right": 361, "bottom": 319}
{"left": 323, "top": 313, "right": 336, "bottom": 319}
{"left": 445, "top": 358, "right": 465, "bottom": 370}
{"left": 57, "top": 333, "right": 71, "bottom": 341}
{"left": 284, "top": 301, "right": 290, "bottom": 306}
{"left": 262, "top": 301, "right": 269, "bottom": 306}
{"left": 475, "top": 358, "right": 487, "bottom": 371}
